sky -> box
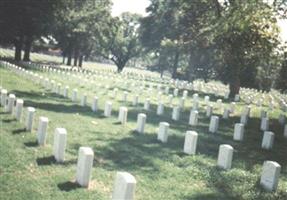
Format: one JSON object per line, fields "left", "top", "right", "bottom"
{"left": 111, "top": 0, "right": 287, "bottom": 42}
{"left": 111, "top": 0, "right": 150, "bottom": 17}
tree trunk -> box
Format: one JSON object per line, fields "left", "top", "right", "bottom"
{"left": 172, "top": 50, "right": 179, "bottom": 79}
{"left": 73, "top": 48, "right": 79, "bottom": 66}
{"left": 78, "top": 55, "right": 83, "bottom": 67}
{"left": 14, "top": 35, "right": 24, "bottom": 61}
{"left": 62, "top": 51, "right": 66, "bottom": 64}
{"left": 186, "top": 53, "right": 195, "bottom": 81}
{"left": 67, "top": 50, "right": 72, "bottom": 66}
{"left": 116, "top": 61, "right": 125, "bottom": 72}
{"left": 229, "top": 67, "right": 240, "bottom": 98}
{"left": 23, "top": 35, "right": 33, "bottom": 61}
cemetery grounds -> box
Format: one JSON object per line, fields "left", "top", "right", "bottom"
{"left": 0, "top": 50, "right": 286, "bottom": 200}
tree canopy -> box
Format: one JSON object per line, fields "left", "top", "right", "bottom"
{"left": 0, "top": 0, "right": 286, "bottom": 94}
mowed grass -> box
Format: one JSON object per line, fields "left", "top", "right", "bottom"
{"left": 0, "top": 47, "right": 116, "bottom": 70}
{"left": 0, "top": 65, "right": 287, "bottom": 200}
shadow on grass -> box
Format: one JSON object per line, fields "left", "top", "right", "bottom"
{"left": 24, "top": 141, "right": 38, "bottom": 147}
{"left": 2, "top": 118, "right": 16, "bottom": 123}
{"left": 57, "top": 181, "right": 81, "bottom": 192}
{"left": 36, "top": 156, "right": 77, "bottom": 166}
{"left": 12, "top": 128, "right": 27, "bottom": 134}
{"left": 11, "top": 89, "right": 287, "bottom": 176}
{"left": 36, "top": 156, "right": 56, "bottom": 165}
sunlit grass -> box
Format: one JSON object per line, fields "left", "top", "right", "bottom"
{"left": 0, "top": 64, "right": 286, "bottom": 200}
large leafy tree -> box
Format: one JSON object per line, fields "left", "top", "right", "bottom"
{"left": 213, "top": 0, "right": 281, "bottom": 96}
{"left": 95, "top": 12, "right": 142, "bottom": 72}
{"left": 141, "top": 0, "right": 284, "bottom": 96}
{"left": 53, "top": 0, "right": 111, "bottom": 67}
{"left": 0, "top": 0, "right": 60, "bottom": 61}
{"left": 140, "top": 0, "right": 219, "bottom": 79}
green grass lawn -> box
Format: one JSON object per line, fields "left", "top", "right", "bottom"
{"left": 0, "top": 47, "right": 116, "bottom": 71}
{"left": 0, "top": 63, "right": 286, "bottom": 200}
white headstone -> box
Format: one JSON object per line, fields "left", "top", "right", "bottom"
{"left": 37, "top": 116, "right": 49, "bottom": 145}
{"left": 193, "top": 101, "right": 199, "bottom": 111}
{"left": 132, "top": 95, "right": 139, "bottom": 106}
{"left": 157, "top": 122, "right": 169, "bottom": 143}
{"left": 144, "top": 98, "right": 150, "bottom": 110}
{"left": 81, "top": 94, "right": 87, "bottom": 106}
{"left": 234, "top": 94, "right": 240, "bottom": 101}
{"left": 112, "top": 172, "right": 136, "bottom": 200}
{"left": 206, "top": 105, "right": 213, "bottom": 117}
{"left": 183, "top": 90, "right": 188, "bottom": 98}
{"left": 15, "top": 99, "right": 24, "bottom": 121}
{"left": 53, "top": 128, "right": 67, "bottom": 163}
{"left": 183, "top": 131, "right": 198, "bottom": 155}
{"left": 216, "top": 99, "right": 222, "bottom": 110}
{"left": 260, "top": 161, "right": 281, "bottom": 191}
{"left": 0, "top": 89, "right": 7, "bottom": 106}
{"left": 243, "top": 105, "right": 251, "bottom": 117}
{"left": 172, "top": 106, "right": 180, "bottom": 121}
{"left": 233, "top": 123, "right": 244, "bottom": 141}
{"left": 91, "top": 96, "right": 98, "bottom": 112}
{"left": 122, "top": 91, "right": 128, "bottom": 102}
{"left": 165, "top": 86, "right": 169, "bottom": 94}
{"left": 179, "top": 97, "right": 185, "bottom": 108}
{"left": 260, "top": 110, "right": 267, "bottom": 119}
{"left": 168, "top": 94, "right": 173, "bottom": 105}
{"left": 173, "top": 88, "right": 178, "bottom": 96}
{"left": 189, "top": 110, "right": 198, "bottom": 126}
{"left": 76, "top": 147, "right": 94, "bottom": 187}
{"left": 222, "top": 108, "right": 230, "bottom": 119}
{"left": 136, "top": 113, "right": 146, "bottom": 134}
{"left": 240, "top": 114, "right": 248, "bottom": 125}
{"left": 104, "top": 101, "right": 112, "bottom": 117}
{"left": 118, "top": 107, "right": 128, "bottom": 124}
{"left": 260, "top": 117, "right": 269, "bottom": 131}
{"left": 6, "top": 94, "right": 15, "bottom": 113}
{"left": 209, "top": 116, "right": 219, "bottom": 133}
{"left": 56, "top": 83, "right": 61, "bottom": 94}
{"left": 230, "top": 102, "right": 236, "bottom": 113}
{"left": 262, "top": 131, "right": 274, "bottom": 150}
{"left": 217, "top": 144, "right": 233, "bottom": 170}
{"left": 204, "top": 96, "right": 210, "bottom": 104}
{"left": 156, "top": 103, "right": 164, "bottom": 116}
{"left": 63, "top": 86, "right": 69, "bottom": 97}
{"left": 193, "top": 93, "right": 198, "bottom": 101}
{"left": 26, "top": 107, "right": 35, "bottom": 131}
{"left": 72, "top": 89, "right": 78, "bottom": 102}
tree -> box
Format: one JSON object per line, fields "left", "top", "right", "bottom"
{"left": 213, "top": 0, "right": 281, "bottom": 96}
{"left": 0, "top": 0, "right": 60, "bottom": 61}
{"left": 53, "top": 0, "right": 111, "bottom": 67}
{"left": 140, "top": 0, "right": 220, "bottom": 79}
{"left": 276, "top": 50, "right": 287, "bottom": 92}
{"left": 95, "top": 12, "right": 142, "bottom": 72}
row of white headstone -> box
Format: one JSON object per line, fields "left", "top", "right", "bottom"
{"left": 33, "top": 71, "right": 286, "bottom": 138}
{"left": 43, "top": 81, "right": 287, "bottom": 150}
{"left": 20, "top": 60, "right": 287, "bottom": 113}
{"left": 0, "top": 87, "right": 136, "bottom": 199}
{"left": 1, "top": 61, "right": 286, "bottom": 192}
{"left": 46, "top": 61, "right": 287, "bottom": 111}
{"left": 3, "top": 61, "right": 287, "bottom": 151}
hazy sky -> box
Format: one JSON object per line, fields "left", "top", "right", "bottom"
{"left": 111, "top": 0, "right": 287, "bottom": 42}
{"left": 111, "top": 0, "right": 150, "bottom": 17}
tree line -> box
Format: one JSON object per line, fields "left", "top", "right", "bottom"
{"left": 0, "top": 0, "right": 286, "bottom": 96}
